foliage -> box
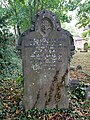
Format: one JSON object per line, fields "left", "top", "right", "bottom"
{"left": 0, "top": 0, "right": 82, "bottom": 36}
{"left": 76, "top": 0, "right": 90, "bottom": 39}
{"left": 27, "top": 0, "right": 81, "bottom": 23}
{"left": 0, "top": 9, "right": 22, "bottom": 81}
{"left": 70, "top": 83, "right": 86, "bottom": 101}
{"left": 77, "top": 0, "right": 90, "bottom": 28}
{"left": 82, "top": 29, "right": 90, "bottom": 39}
{"left": 0, "top": 0, "right": 30, "bottom": 35}
{"left": 1, "top": 77, "right": 90, "bottom": 119}
{"left": 88, "top": 43, "right": 90, "bottom": 48}
{"left": 0, "top": 78, "right": 23, "bottom": 119}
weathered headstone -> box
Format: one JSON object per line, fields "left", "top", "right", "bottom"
{"left": 84, "top": 43, "right": 88, "bottom": 52}
{"left": 70, "top": 79, "right": 80, "bottom": 90}
{"left": 17, "top": 10, "right": 75, "bottom": 110}
{"left": 85, "top": 83, "right": 90, "bottom": 100}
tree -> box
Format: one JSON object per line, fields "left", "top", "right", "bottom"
{"left": 0, "top": 0, "right": 30, "bottom": 36}
{"left": 0, "top": 8, "right": 21, "bottom": 80}
{"left": 77, "top": 0, "right": 90, "bottom": 39}
{"left": 0, "top": 0, "right": 82, "bottom": 37}
{"left": 77, "top": 0, "right": 90, "bottom": 28}
{"left": 28, "top": 0, "right": 81, "bottom": 23}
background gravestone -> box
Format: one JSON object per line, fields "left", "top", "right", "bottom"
{"left": 84, "top": 43, "right": 88, "bottom": 52}
{"left": 17, "top": 10, "right": 75, "bottom": 110}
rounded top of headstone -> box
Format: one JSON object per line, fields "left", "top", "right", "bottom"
{"left": 17, "top": 10, "right": 61, "bottom": 48}
{"left": 35, "top": 10, "right": 61, "bottom": 37}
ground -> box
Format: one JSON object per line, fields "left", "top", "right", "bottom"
{"left": 0, "top": 51, "right": 90, "bottom": 120}
{"left": 70, "top": 51, "right": 90, "bottom": 75}
{"left": 70, "top": 51, "right": 90, "bottom": 84}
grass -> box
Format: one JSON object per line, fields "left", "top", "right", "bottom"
{"left": 70, "top": 51, "right": 90, "bottom": 75}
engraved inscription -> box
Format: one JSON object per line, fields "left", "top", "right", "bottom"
{"left": 25, "top": 38, "right": 64, "bottom": 71}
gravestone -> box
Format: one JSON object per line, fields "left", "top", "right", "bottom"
{"left": 17, "top": 10, "right": 75, "bottom": 110}
{"left": 84, "top": 43, "right": 88, "bottom": 52}
{"left": 70, "top": 79, "right": 80, "bottom": 90}
{"left": 85, "top": 83, "right": 90, "bottom": 100}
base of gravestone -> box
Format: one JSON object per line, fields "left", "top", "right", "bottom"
{"left": 23, "top": 86, "right": 69, "bottom": 111}
{"left": 23, "top": 70, "right": 69, "bottom": 111}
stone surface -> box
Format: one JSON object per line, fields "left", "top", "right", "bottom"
{"left": 85, "top": 83, "right": 90, "bottom": 100}
{"left": 84, "top": 43, "right": 88, "bottom": 52}
{"left": 17, "top": 10, "right": 74, "bottom": 110}
{"left": 70, "top": 79, "right": 80, "bottom": 90}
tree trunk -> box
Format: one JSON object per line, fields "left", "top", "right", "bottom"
{"left": 17, "top": 23, "right": 21, "bottom": 36}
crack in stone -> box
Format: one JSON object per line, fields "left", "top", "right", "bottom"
{"left": 32, "top": 88, "right": 40, "bottom": 108}
{"left": 45, "top": 68, "right": 69, "bottom": 108}
{"left": 54, "top": 68, "right": 69, "bottom": 108}
{"left": 45, "top": 70, "right": 59, "bottom": 107}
